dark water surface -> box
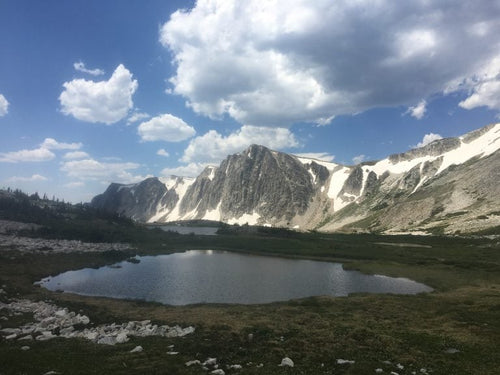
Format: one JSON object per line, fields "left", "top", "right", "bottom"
{"left": 40, "top": 250, "right": 432, "bottom": 305}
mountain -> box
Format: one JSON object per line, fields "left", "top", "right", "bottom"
{"left": 91, "top": 123, "right": 500, "bottom": 235}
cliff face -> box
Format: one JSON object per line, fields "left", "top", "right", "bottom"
{"left": 91, "top": 123, "right": 500, "bottom": 235}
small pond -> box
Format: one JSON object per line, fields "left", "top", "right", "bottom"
{"left": 40, "top": 250, "right": 432, "bottom": 305}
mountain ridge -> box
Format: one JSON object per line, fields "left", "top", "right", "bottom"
{"left": 91, "top": 123, "right": 500, "bottom": 235}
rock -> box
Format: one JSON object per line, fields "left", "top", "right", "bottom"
{"left": 166, "top": 351, "right": 179, "bottom": 355}
{"left": 375, "top": 369, "right": 383, "bottom": 373}
{"left": 444, "top": 348, "right": 460, "bottom": 354}
{"left": 203, "top": 358, "right": 217, "bottom": 366}
{"left": 227, "top": 364, "right": 242, "bottom": 370}
{"left": 186, "top": 360, "right": 201, "bottom": 367}
{"left": 279, "top": 357, "right": 294, "bottom": 367}
{"left": 337, "top": 359, "right": 355, "bottom": 365}
{"left": 115, "top": 331, "right": 129, "bottom": 343}
{"left": 97, "top": 336, "right": 116, "bottom": 345}
{"left": 210, "top": 370, "right": 225, "bottom": 375}
{"left": 130, "top": 345, "right": 143, "bottom": 353}
{"left": 21, "top": 345, "right": 30, "bottom": 351}
{"left": 396, "top": 363, "right": 404, "bottom": 370}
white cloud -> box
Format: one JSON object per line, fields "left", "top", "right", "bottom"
{"left": 406, "top": 100, "right": 427, "bottom": 119}
{"left": 352, "top": 154, "right": 367, "bottom": 164}
{"left": 0, "top": 147, "right": 55, "bottom": 163}
{"left": 127, "top": 111, "right": 150, "bottom": 125}
{"left": 6, "top": 174, "right": 48, "bottom": 183}
{"left": 157, "top": 148, "right": 170, "bottom": 157}
{"left": 161, "top": 1, "right": 500, "bottom": 126}
{"left": 73, "top": 61, "right": 105, "bottom": 76}
{"left": 414, "top": 133, "right": 443, "bottom": 148}
{"left": 160, "top": 162, "right": 210, "bottom": 178}
{"left": 60, "top": 159, "right": 148, "bottom": 184}
{"left": 41, "top": 138, "right": 82, "bottom": 150}
{"left": 138, "top": 113, "right": 196, "bottom": 142}
{"left": 63, "top": 151, "right": 90, "bottom": 160}
{"left": 59, "top": 64, "right": 138, "bottom": 124}
{"left": 0, "top": 93, "right": 9, "bottom": 117}
{"left": 181, "top": 125, "right": 298, "bottom": 163}
{"left": 294, "top": 152, "right": 335, "bottom": 162}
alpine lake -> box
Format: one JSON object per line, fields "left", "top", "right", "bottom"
{"left": 40, "top": 249, "right": 432, "bottom": 305}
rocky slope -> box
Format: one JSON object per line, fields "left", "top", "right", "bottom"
{"left": 91, "top": 123, "right": 500, "bottom": 234}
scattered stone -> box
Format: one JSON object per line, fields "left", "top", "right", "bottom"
{"left": 204, "top": 358, "right": 218, "bottom": 366}
{"left": 43, "top": 371, "right": 59, "bottom": 375}
{"left": 186, "top": 360, "right": 201, "bottom": 367}
{"left": 21, "top": 346, "right": 30, "bottom": 351}
{"left": 167, "top": 351, "right": 179, "bottom": 355}
{"left": 0, "top": 299, "right": 195, "bottom": 345}
{"left": 279, "top": 357, "right": 294, "bottom": 367}
{"left": 337, "top": 359, "right": 355, "bottom": 365}
{"left": 396, "top": 363, "right": 404, "bottom": 370}
{"left": 227, "top": 364, "right": 242, "bottom": 370}
{"left": 390, "top": 372, "right": 399, "bottom": 375}
{"left": 256, "top": 363, "right": 264, "bottom": 368}
{"left": 210, "top": 370, "right": 225, "bottom": 375}
{"left": 420, "top": 368, "right": 428, "bottom": 373}
{"left": 375, "top": 369, "right": 384, "bottom": 373}
{"left": 444, "top": 348, "right": 460, "bottom": 354}
{"left": 130, "top": 345, "right": 143, "bottom": 353}
{"left": 247, "top": 333, "right": 253, "bottom": 341}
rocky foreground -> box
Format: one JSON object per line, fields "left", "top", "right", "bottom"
{"left": 0, "top": 297, "right": 195, "bottom": 346}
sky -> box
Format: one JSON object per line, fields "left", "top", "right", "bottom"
{"left": 1, "top": 0, "right": 499, "bottom": 203}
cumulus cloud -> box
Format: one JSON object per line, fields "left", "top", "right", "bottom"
{"left": 294, "top": 152, "right": 335, "bottom": 162}
{"left": 414, "top": 133, "right": 443, "bottom": 148}
{"left": 181, "top": 125, "right": 298, "bottom": 163}
{"left": 0, "top": 147, "right": 55, "bottom": 163}
{"left": 63, "top": 151, "right": 90, "bottom": 160}
{"left": 73, "top": 61, "right": 105, "bottom": 76}
{"left": 59, "top": 64, "right": 138, "bottom": 124}
{"left": 406, "top": 100, "right": 427, "bottom": 119}
{"left": 160, "top": 162, "right": 210, "bottom": 177}
{"left": 127, "top": 111, "right": 150, "bottom": 125}
{"left": 161, "top": 1, "right": 500, "bottom": 126}
{"left": 157, "top": 149, "right": 170, "bottom": 157}
{"left": 60, "top": 159, "right": 149, "bottom": 184}
{"left": 352, "top": 154, "right": 367, "bottom": 164}
{"left": 0, "top": 93, "right": 9, "bottom": 117}
{"left": 138, "top": 113, "right": 196, "bottom": 142}
{"left": 41, "top": 138, "right": 82, "bottom": 150}
{"left": 6, "top": 174, "right": 48, "bottom": 183}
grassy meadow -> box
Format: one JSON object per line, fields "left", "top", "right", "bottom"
{"left": 1, "top": 222, "right": 499, "bottom": 374}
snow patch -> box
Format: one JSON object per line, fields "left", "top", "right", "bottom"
{"left": 227, "top": 212, "right": 261, "bottom": 226}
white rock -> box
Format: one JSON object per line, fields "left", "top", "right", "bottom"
{"left": 227, "top": 364, "right": 242, "bottom": 370}
{"left": 130, "top": 345, "right": 143, "bottom": 353}
{"left": 115, "top": 331, "right": 129, "bottom": 343}
{"left": 375, "top": 369, "right": 384, "bottom": 373}
{"left": 279, "top": 357, "right": 294, "bottom": 367}
{"left": 97, "top": 336, "right": 116, "bottom": 345}
{"left": 396, "top": 363, "right": 404, "bottom": 370}
{"left": 186, "top": 360, "right": 201, "bottom": 367}
{"left": 337, "top": 359, "right": 355, "bottom": 365}
{"left": 21, "top": 346, "right": 30, "bottom": 351}
{"left": 203, "top": 358, "right": 217, "bottom": 366}
{"left": 210, "top": 370, "right": 225, "bottom": 375}
{"left": 167, "top": 351, "right": 179, "bottom": 355}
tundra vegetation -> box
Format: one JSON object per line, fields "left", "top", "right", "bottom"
{"left": 0, "top": 190, "right": 499, "bottom": 374}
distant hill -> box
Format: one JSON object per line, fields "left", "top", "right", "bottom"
{"left": 91, "top": 123, "right": 500, "bottom": 235}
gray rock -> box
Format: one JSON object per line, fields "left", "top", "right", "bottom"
{"left": 279, "top": 357, "right": 294, "bottom": 367}
{"left": 130, "top": 345, "right": 143, "bottom": 353}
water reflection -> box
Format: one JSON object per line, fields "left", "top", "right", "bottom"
{"left": 40, "top": 250, "right": 432, "bottom": 305}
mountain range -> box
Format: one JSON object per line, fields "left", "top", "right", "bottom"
{"left": 91, "top": 123, "right": 500, "bottom": 235}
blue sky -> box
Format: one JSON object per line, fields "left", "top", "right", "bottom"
{"left": 1, "top": 0, "right": 499, "bottom": 203}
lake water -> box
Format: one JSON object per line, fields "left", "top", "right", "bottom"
{"left": 155, "top": 225, "right": 218, "bottom": 235}
{"left": 40, "top": 250, "right": 432, "bottom": 305}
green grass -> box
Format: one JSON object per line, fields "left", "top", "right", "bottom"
{"left": 1, "top": 228, "right": 500, "bottom": 374}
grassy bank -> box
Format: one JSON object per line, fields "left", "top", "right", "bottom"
{"left": 1, "top": 228, "right": 500, "bottom": 374}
